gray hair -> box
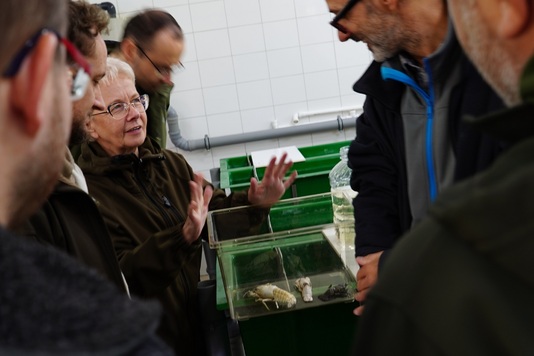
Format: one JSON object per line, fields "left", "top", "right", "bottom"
{"left": 100, "top": 57, "right": 135, "bottom": 86}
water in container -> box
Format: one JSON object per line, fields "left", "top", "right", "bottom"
{"left": 328, "top": 146, "right": 357, "bottom": 242}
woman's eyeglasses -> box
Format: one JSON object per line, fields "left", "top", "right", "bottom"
{"left": 3, "top": 28, "right": 91, "bottom": 101}
{"left": 92, "top": 94, "right": 150, "bottom": 120}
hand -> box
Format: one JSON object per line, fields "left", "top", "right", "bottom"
{"left": 353, "top": 251, "right": 383, "bottom": 316}
{"left": 182, "top": 173, "right": 213, "bottom": 244}
{"left": 248, "top": 153, "right": 298, "bottom": 208}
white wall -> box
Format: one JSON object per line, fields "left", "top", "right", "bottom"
{"left": 89, "top": 0, "right": 372, "bottom": 179}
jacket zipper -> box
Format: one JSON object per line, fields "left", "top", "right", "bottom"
{"left": 162, "top": 194, "right": 185, "bottom": 223}
{"left": 130, "top": 156, "right": 194, "bottom": 303}
{"left": 423, "top": 58, "right": 437, "bottom": 201}
{"left": 381, "top": 66, "right": 438, "bottom": 202}
{"left": 133, "top": 159, "right": 175, "bottom": 228}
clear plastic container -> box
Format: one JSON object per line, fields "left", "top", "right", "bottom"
{"left": 328, "top": 146, "right": 357, "bottom": 242}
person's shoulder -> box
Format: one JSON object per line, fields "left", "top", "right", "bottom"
{"left": 160, "top": 148, "right": 193, "bottom": 173}
{"left": 0, "top": 227, "right": 166, "bottom": 354}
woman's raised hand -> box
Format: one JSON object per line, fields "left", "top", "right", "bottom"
{"left": 182, "top": 173, "right": 213, "bottom": 244}
{"left": 248, "top": 152, "right": 297, "bottom": 208}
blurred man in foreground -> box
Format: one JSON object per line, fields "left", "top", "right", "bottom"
{"left": 354, "top": 0, "right": 534, "bottom": 354}
{"left": 0, "top": 0, "right": 170, "bottom": 353}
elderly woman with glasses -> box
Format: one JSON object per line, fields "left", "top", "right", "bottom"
{"left": 78, "top": 57, "right": 297, "bottom": 355}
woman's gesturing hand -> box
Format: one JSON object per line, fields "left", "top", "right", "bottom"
{"left": 183, "top": 173, "right": 213, "bottom": 244}
{"left": 248, "top": 152, "right": 298, "bottom": 208}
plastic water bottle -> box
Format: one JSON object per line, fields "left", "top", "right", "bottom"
{"left": 329, "top": 146, "right": 357, "bottom": 241}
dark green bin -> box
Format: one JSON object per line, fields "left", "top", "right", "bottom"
{"left": 219, "top": 141, "right": 352, "bottom": 199}
{"left": 210, "top": 192, "right": 358, "bottom": 356}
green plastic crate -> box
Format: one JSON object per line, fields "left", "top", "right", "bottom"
{"left": 298, "top": 140, "right": 351, "bottom": 158}
{"left": 209, "top": 191, "right": 358, "bottom": 356}
{"left": 219, "top": 155, "right": 251, "bottom": 171}
{"left": 218, "top": 141, "right": 352, "bottom": 201}
{"left": 219, "top": 167, "right": 253, "bottom": 192}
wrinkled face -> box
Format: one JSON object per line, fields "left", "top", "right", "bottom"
{"left": 71, "top": 34, "right": 107, "bottom": 145}
{"left": 131, "top": 28, "right": 183, "bottom": 93}
{"left": 89, "top": 74, "right": 147, "bottom": 156}
{"left": 449, "top": 0, "right": 520, "bottom": 106}
{"left": 327, "top": 0, "right": 415, "bottom": 62}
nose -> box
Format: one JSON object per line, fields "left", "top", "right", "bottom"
{"left": 338, "top": 31, "right": 351, "bottom": 42}
{"left": 126, "top": 103, "right": 141, "bottom": 121}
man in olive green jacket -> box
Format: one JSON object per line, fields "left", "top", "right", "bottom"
{"left": 354, "top": 0, "right": 534, "bottom": 354}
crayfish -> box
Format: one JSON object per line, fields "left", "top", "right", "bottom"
{"left": 244, "top": 283, "right": 297, "bottom": 310}
{"left": 295, "top": 277, "right": 313, "bottom": 302}
{"left": 318, "top": 283, "right": 349, "bottom": 302}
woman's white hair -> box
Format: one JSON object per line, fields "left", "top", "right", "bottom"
{"left": 100, "top": 57, "right": 136, "bottom": 86}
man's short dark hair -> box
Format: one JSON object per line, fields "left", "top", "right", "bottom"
{"left": 1, "top": 0, "right": 68, "bottom": 73}
{"left": 123, "top": 10, "right": 183, "bottom": 49}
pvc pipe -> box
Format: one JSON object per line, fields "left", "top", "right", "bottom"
{"left": 292, "top": 106, "right": 360, "bottom": 124}
{"left": 184, "top": 115, "right": 357, "bottom": 151}
{"left": 167, "top": 106, "right": 192, "bottom": 151}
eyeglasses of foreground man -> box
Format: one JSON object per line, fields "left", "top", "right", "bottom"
{"left": 330, "top": 0, "right": 361, "bottom": 34}
{"left": 3, "top": 28, "right": 91, "bottom": 101}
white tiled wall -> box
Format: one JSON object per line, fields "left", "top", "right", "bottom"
{"left": 89, "top": 0, "right": 372, "bottom": 179}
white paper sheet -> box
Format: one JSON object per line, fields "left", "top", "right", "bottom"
{"left": 250, "top": 146, "right": 306, "bottom": 168}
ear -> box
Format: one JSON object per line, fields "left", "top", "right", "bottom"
{"left": 10, "top": 33, "right": 58, "bottom": 137}
{"left": 86, "top": 118, "right": 99, "bottom": 140}
{"left": 120, "top": 38, "right": 138, "bottom": 63}
{"left": 495, "top": 0, "right": 529, "bottom": 38}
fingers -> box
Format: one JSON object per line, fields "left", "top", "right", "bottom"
{"left": 355, "top": 261, "right": 378, "bottom": 308}
{"left": 356, "top": 266, "right": 377, "bottom": 291}
{"left": 357, "top": 250, "right": 384, "bottom": 266}
{"left": 356, "top": 276, "right": 373, "bottom": 294}
{"left": 262, "top": 156, "right": 277, "bottom": 180}
{"left": 353, "top": 304, "right": 365, "bottom": 316}
{"left": 356, "top": 256, "right": 367, "bottom": 266}
{"left": 355, "top": 287, "right": 369, "bottom": 303}
{"left": 264, "top": 153, "right": 294, "bottom": 180}
{"left": 273, "top": 153, "right": 290, "bottom": 178}
{"left": 249, "top": 177, "right": 258, "bottom": 194}
{"left": 356, "top": 254, "right": 376, "bottom": 266}
{"left": 356, "top": 265, "right": 366, "bottom": 282}
{"left": 283, "top": 170, "right": 298, "bottom": 189}
{"left": 187, "top": 172, "right": 212, "bottom": 220}
{"left": 203, "top": 185, "right": 213, "bottom": 209}
{"left": 189, "top": 173, "right": 204, "bottom": 202}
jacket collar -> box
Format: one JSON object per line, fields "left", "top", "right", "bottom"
{"left": 465, "top": 54, "right": 534, "bottom": 144}
{"left": 58, "top": 148, "right": 77, "bottom": 187}
{"left": 520, "top": 55, "right": 534, "bottom": 104}
{"left": 353, "top": 23, "right": 461, "bottom": 109}
{"left": 464, "top": 103, "right": 534, "bottom": 145}
{"left": 79, "top": 138, "right": 165, "bottom": 175}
